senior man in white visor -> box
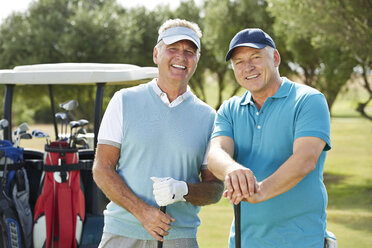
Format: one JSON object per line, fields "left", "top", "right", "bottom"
{"left": 93, "top": 19, "right": 224, "bottom": 248}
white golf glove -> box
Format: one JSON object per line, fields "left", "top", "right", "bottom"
{"left": 151, "top": 177, "right": 188, "bottom": 206}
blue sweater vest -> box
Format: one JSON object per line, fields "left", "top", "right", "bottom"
{"left": 103, "top": 82, "right": 216, "bottom": 240}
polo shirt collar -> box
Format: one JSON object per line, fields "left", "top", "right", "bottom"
{"left": 240, "top": 77, "right": 290, "bottom": 105}
{"left": 150, "top": 78, "right": 192, "bottom": 107}
{"left": 271, "top": 77, "right": 291, "bottom": 99}
{"left": 240, "top": 91, "right": 254, "bottom": 106}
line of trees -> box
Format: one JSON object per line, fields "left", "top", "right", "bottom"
{"left": 0, "top": 0, "right": 371, "bottom": 124}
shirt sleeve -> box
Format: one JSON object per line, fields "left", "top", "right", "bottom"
{"left": 294, "top": 93, "right": 331, "bottom": 151}
{"left": 97, "top": 90, "right": 123, "bottom": 148}
{"left": 211, "top": 100, "right": 234, "bottom": 139}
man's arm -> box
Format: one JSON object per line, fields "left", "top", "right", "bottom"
{"left": 241, "top": 136, "right": 326, "bottom": 204}
{"left": 207, "top": 136, "right": 257, "bottom": 204}
{"left": 92, "top": 144, "right": 174, "bottom": 241}
{"left": 184, "top": 169, "right": 224, "bottom": 206}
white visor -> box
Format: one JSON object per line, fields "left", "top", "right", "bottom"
{"left": 157, "top": 27, "right": 200, "bottom": 50}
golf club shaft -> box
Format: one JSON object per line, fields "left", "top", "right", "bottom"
{"left": 234, "top": 203, "right": 241, "bottom": 248}
{"left": 157, "top": 206, "right": 167, "bottom": 248}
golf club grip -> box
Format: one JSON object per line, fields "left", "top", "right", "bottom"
{"left": 234, "top": 203, "right": 241, "bottom": 248}
{"left": 157, "top": 206, "right": 167, "bottom": 248}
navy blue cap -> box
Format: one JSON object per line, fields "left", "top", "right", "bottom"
{"left": 225, "top": 28, "right": 276, "bottom": 61}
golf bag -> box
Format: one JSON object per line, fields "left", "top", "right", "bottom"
{"left": 33, "top": 140, "right": 85, "bottom": 248}
{"left": 0, "top": 140, "right": 32, "bottom": 248}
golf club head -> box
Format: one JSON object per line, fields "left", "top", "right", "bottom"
{"left": 78, "top": 119, "right": 89, "bottom": 126}
{"left": 31, "top": 129, "right": 50, "bottom": 138}
{"left": 0, "top": 119, "right": 9, "bottom": 140}
{"left": 14, "top": 132, "right": 32, "bottom": 147}
{"left": 13, "top": 122, "right": 30, "bottom": 143}
{"left": 17, "top": 122, "right": 30, "bottom": 133}
{"left": 76, "top": 127, "right": 87, "bottom": 135}
{"left": 72, "top": 136, "right": 88, "bottom": 148}
{"left": 20, "top": 133, "right": 32, "bottom": 140}
{"left": 60, "top": 100, "right": 79, "bottom": 111}
{"left": 75, "top": 137, "right": 87, "bottom": 144}
{"left": 0, "top": 119, "right": 9, "bottom": 129}
{"left": 55, "top": 112, "right": 67, "bottom": 120}
{"left": 69, "top": 121, "right": 80, "bottom": 129}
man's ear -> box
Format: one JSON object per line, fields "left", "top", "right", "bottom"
{"left": 153, "top": 46, "right": 158, "bottom": 65}
{"left": 196, "top": 52, "right": 201, "bottom": 63}
{"left": 274, "top": 49, "right": 281, "bottom": 67}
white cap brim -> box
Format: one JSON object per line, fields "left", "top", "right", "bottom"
{"left": 157, "top": 26, "right": 200, "bottom": 50}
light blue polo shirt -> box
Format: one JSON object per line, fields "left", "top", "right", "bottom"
{"left": 212, "top": 78, "right": 331, "bottom": 248}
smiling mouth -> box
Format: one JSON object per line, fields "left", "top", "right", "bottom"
{"left": 246, "top": 74, "right": 259, "bottom": 80}
{"left": 171, "top": 64, "right": 186, "bottom": 70}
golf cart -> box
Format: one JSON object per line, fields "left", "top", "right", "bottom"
{"left": 0, "top": 63, "right": 157, "bottom": 247}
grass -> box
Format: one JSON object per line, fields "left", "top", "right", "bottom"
{"left": 324, "top": 116, "right": 372, "bottom": 248}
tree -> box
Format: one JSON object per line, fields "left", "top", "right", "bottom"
{"left": 0, "top": 0, "right": 158, "bottom": 124}
{"left": 267, "top": 0, "right": 371, "bottom": 117}
{"left": 202, "top": 0, "right": 279, "bottom": 109}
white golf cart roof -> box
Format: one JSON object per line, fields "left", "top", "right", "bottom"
{"left": 0, "top": 63, "right": 158, "bottom": 85}
{"left": 0, "top": 63, "right": 158, "bottom": 145}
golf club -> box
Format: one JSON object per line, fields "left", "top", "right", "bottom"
{"left": 78, "top": 119, "right": 89, "bottom": 127}
{"left": 13, "top": 122, "right": 30, "bottom": 147}
{"left": 0, "top": 119, "right": 9, "bottom": 140}
{"left": 69, "top": 121, "right": 80, "bottom": 147}
{"left": 72, "top": 128, "right": 88, "bottom": 148}
{"left": 60, "top": 99, "right": 79, "bottom": 111}
{"left": 20, "top": 133, "right": 32, "bottom": 139}
{"left": 234, "top": 203, "right": 241, "bottom": 248}
{"left": 158, "top": 206, "right": 167, "bottom": 248}
{"left": 32, "top": 129, "right": 50, "bottom": 145}
{"left": 15, "top": 132, "right": 32, "bottom": 147}
{"left": 72, "top": 136, "right": 88, "bottom": 149}
{"left": 75, "top": 127, "right": 87, "bottom": 136}
{"left": 55, "top": 112, "right": 67, "bottom": 140}
{"left": 69, "top": 119, "right": 89, "bottom": 147}
{"left": 60, "top": 100, "right": 79, "bottom": 138}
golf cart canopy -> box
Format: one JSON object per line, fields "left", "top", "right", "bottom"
{"left": 0, "top": 63, "right": 157, "bottom": 85}
{"left": 0, "top": 63, "right": 158, "bottom": 146}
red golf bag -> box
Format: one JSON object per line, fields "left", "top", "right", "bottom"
{"left": 33, "top": 141, "right": 85, "bottom": 248}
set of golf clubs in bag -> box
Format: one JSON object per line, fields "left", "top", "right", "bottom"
{"left": 0, "top": 99, "right": 92, "bottom": 248}
{"left": 54, "top": 100, "right": 89, "bottom": 149}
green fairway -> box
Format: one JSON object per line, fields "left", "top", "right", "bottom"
{"left": 198, "top": 96, "right": 372, "bottom": 247}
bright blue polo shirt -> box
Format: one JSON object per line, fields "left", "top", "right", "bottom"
{"left": 212, "top": 78, "right": 331, "bottom": 248}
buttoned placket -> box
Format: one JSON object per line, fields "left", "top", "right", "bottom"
{"left": 250, "top": 103, "right": 263, "bottom": 148}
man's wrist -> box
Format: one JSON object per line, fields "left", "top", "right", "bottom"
{"left": 175, "top": 180, "right": 188, "bottom": 201}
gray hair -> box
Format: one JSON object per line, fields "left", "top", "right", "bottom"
{"left": 158, "top": 19, "right": 202, "bottom": 39}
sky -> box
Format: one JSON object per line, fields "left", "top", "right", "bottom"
{"left": 0, "top": 0, "right": 198, "bottom": 23}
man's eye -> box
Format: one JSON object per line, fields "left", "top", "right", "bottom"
{"left": 186, "top": 50, "right": 195, "bottom": 55}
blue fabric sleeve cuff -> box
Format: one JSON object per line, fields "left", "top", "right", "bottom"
{"left": 295, "top": 131, "right": 331, "bottom": 151}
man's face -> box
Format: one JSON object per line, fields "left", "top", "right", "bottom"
{"left": 153, "top": 40, "right": 199, "bottom": 85}
{"left": 231, "top": 46, "right": 280, "bottom": 95}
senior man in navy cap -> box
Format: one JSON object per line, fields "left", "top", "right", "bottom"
{"left": 93, "top": 19, "right": 223, "bottom": 248}
{"left": 208, "top": 28, "right": 337, "bottom": 247}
